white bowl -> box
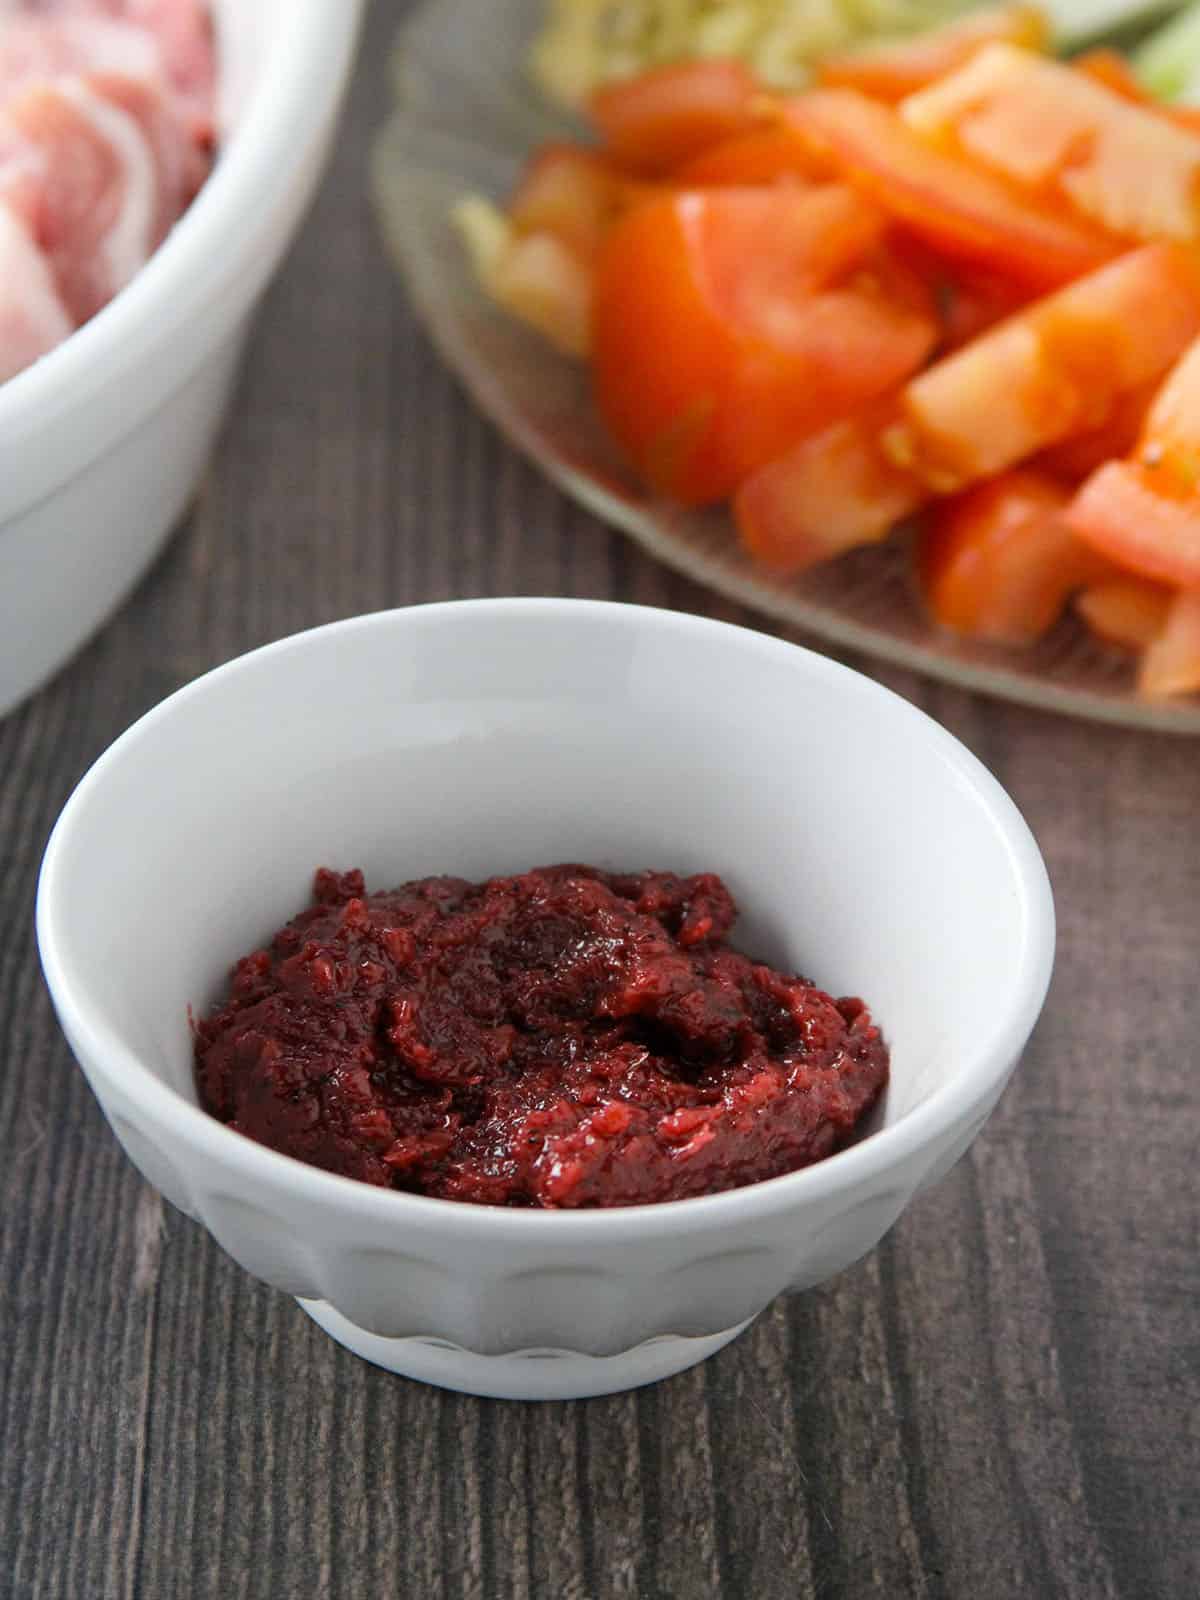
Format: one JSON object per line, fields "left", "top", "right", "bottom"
{"left": 37, "top": 600, "right": 1055, "bottom": 1400}
{"left": 0, "top": 0, "right": 366, "bottom": 719}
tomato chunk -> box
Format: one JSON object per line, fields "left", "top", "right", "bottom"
{"left": 1137, "top": 328, "right": 1200, "bottom": 487}
{"left": 1075, "top": 578, "right": 1174, "bottom": 650}
{"left": 672, "top": 126, "right": 829, "bottom": 186}
{"left": 1065, "top": 335, "right": 1200, "bottom": 587}
{"left": 891, "top": 244, "right": 1200, "bottom": 491}
{"left": 1037, "top": 382, "right": 1156, "bottom": 482}
{"left": 590, "top": 60, "right": 766, "bottom": 176}
{"left": 1072, "top": 48, "right": 1149, "bottom": 102}
{"left": 817, "top": 5, "right": 1048, "bottom": 103}
{"left": 1065, "top": 463, "right": 1200, "bottom": 588}
{"left": 592, "top": 187, "right": 938, "bottom": 505}
{"left": 493, "top": 230, "right": 593, "bottom": 357}
{"left": 890, "top": 234, "right": 1033, "bottom": 351}
{"left": 509, "top": 145, "right": 648, "bottom": 262}
{"left": 1073, "top": 48, "right": 1200, "bottom": 137}
{"left": 901, "top": 44, "right": 1200, "bottom": 244}
{"left": 1139, "top": 589, "right": 1200, "bottom": 697}
{"left": 734, "top": 405, "right": 923, "bottom": 572}
{"left": 917, "top": 469, "right": 1110, "bottom": 644}
{"left": 781, "top": 88, "right": 1116, "bottom": 289}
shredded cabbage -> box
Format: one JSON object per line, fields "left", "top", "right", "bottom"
{"left": 529, "top": 0, "right": 973, "bottom": 105}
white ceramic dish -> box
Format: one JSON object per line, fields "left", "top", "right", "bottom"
{"left": 372, "top": 0, "right": 1200, "bottom": 733}
{"left": 0, "top": 0, "right": 366, "bottom": 720}
{"left": 37, "top": 599, "right": 1055, "bottom": 1400}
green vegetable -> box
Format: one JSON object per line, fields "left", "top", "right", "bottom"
{"left": 1133, "top": 0, "right": 1200, "bottom": 98}
{"left": 1043, "top": 0, "right": 1178, "bottom": 50}
{"left": 528, "top": 1, "right": 1196, "bottom": 108}
{"left": 529, "top": 0, "right": 971, "bottom": 106}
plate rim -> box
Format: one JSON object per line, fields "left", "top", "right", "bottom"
{"left": 372, "top": 5, "right": 1200, "bottom": 736}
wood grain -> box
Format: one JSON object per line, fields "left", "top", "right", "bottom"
{"left": 1, "top": 4, "right": 1198, "bottom": 1596}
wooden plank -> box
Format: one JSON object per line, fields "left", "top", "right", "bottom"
{"left": 1, "top": 0, "right": 1198, "bottom": 1596}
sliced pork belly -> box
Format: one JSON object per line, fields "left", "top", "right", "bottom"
{"left": 0, "top": 0, "right": 214, "bottom": 379}
{"left": 0, "top": 16, "right": 159, "bottom": 95}
{"left": 0, "top": 197, "right": 71, "bottom": 380}
{"left": 0, "top": 73, "right": 175, "bottom": 321}
{"left": 1, "top": 1, "right": 215, "bottom": 142}
{"left": 121, "top": 0, "right": 215, "bottom": 144}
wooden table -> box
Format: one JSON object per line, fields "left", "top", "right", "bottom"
{"left": 2, "top": 6, "right": 1196, "bottom": 1596}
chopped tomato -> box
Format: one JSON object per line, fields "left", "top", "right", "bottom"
{"left": 734, "top": 405, "right": 923, "bottom": 572}
{"left": 672, "top": 126, "right": 829, "bottom": 186}
{"left": 491, "top": 230, "right": 593, "bottom": 357}
{"left": 1066, "top": 461, "right": 1200, "bottom": 588}
{"left": 589, "top": 60, "right": 766, "bottom": 177}
{"left": 1137, "top": 328, "right": 1200, "bottom": 486}
{"left": 890, "top": 244, "right": 1200, "bottom": 492}
{"left": 1037, "top": 382, "right": 1156, "bottom": 482}
{"left": 1071, "top": 49, "right": 1200, "bottom": 138}
{"left": 817, "top": 5, "right": 1048, "bottom": 103}
{"left": 890, "top": 235, "right": 1032, "bottom": 351}
{"left": 917, "top": 469, "right": 1111, "bottom": 644}
{"left": 1065, "top": 334, "right": 1200, "bottom": 587}
{"left": 781, "top": 89, "right": 1116, "bottom": 289}
{"left": 509, "top": 145, "right": 648, "bottom": 262}
{"left": 1138, "top": 589, "right": 1200, "bottom": 697}
{"left": 1072, "top": 47, "right": 1149, "bottom": 102}
{"left": 935, "top": 268, "right": 1031, "bottom": 351}
{"left": 1075, "top": 577, "right": 1174, "bottom": 650}
{"left": 901, "top": 44, "right": 1200, "bottom": 244}
{"left": 591, "top": 186, "right": 938, "bottom": 505}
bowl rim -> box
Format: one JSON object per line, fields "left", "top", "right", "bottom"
{"left": 0, "top": 0, "right": 365, "bottom": 459}
{"left": 36, "top": 598, "right": 1057, "bottom": 1239}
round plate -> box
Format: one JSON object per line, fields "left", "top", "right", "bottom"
{"left": 372, "top": 0, "right": 1200, "bottom": 732}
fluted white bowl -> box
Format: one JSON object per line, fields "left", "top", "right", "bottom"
{"left": 0, "top": 0, "right": 365, "bottom": 718}
{"left": 37, "top": 600, "right": 1055, "bottom": 1399}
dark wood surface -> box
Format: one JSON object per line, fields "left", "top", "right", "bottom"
{"left": 2, "top": 5, "right": 1197, "bottom": 1596}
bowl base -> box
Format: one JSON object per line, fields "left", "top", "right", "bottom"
{"left": 296, "top": 1298, "right": 754, "bottom": 1400}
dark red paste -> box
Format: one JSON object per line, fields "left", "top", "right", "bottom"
{"left": 193, "top": 865, "right": 888, "bottom": 1208}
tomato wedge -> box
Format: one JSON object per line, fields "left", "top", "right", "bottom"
{"left": 781, "top": 88, "right": 1116, "bottom": 290}
{"left": 1075, "top": 578, "right": 1174, "bottom": 650}
{"left": 1072, "top": 48, "right": 1151, "bottom": 102}
{"left": 1139, "top": 590, "right": 1200, "bottom": 697}
{"left": 901, "top": 44, "right": 1200, "bottom": 244}
{"left": 492, "top": 230, "right": 593, "bottom": 357}
{"left": 1065, "top": 334, "right": 1200, "bottom": 587}
{"left": 891, "top": 244, "right": 1200, "bottom": 491}
{"left": 890, "top": 234, "right": 1033, "bottom": 352}
{"left": 935, "top": 269, "right": 1031, "bottom": 352}
{"left": 734, "top": 405, "right": 923, "bottom": 572}
{"left": 592, "top": 186, "right": 938, "bottom": 505}
{"left": 817, "top": 4, "right": 1048, "bottom": 103}
{"left": 1037, "top": 382, "right": 1156, "bottom": 482}
{"left": 1066, "top": 462, "right": 1200, "bottom": 588}
{"left": 455, "top": 196, "right": 593, "bottom": 356}
{"left": 1072, "top": 48, "right": 1200, "bottom": 139}
{"left": 509, "top": 145, "right": 649, "bottom": 262}
{"left": 672, "top": 126, "right": 829, "bottom": 186}
{"left": 1136, "top": 328, "right": 1200, "bottom": 486}
{"left": 590, "top": 60, "right": 766, "bottom": 177}
{"left": 917, "top": 469, "right": 1110, "bottom": 644}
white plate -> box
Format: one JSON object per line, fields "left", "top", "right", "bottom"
{"left": 373, "top": 0, "right": 1200, "bottom": 732}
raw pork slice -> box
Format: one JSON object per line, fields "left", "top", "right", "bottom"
{"left": 0, "top": 74, "right": 171, "bottom": 321}
{"left": 122, "top": 0, "right": 214, "bottom": 142}
{"left": 0, "top": 0, "right": 214, "bottom": 379}
{"left": 1, "top": 0, "right": 215, "bottom": 141}
{"left": 0, "top": 16, "right": 159, "bottom": 96}
{"left": 0, "top": 197, "right": 71, "bottom": 380}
